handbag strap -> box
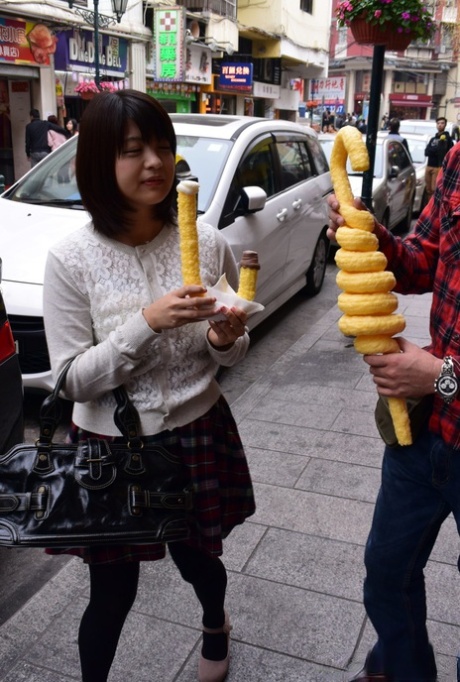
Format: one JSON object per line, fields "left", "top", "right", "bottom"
{"left": 38, "top": 359, "right": 142, "bottom": 445}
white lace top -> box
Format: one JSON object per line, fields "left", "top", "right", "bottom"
{"left": 43, "top": 221, "right": 249, "bottom": 436}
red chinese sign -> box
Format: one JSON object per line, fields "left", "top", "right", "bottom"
{"left": 0, "top": 16, "right": 57, "bottom": 66}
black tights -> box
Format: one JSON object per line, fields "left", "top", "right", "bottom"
{"left": 79, "top": 543, "right": 227, "bottom": 682}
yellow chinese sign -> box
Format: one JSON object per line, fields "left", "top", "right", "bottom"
{"left": 154, "top": 7, "right": 185, "bottom": 82}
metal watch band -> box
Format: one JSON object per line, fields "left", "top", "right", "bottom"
{"left": 434, "top": 355, "right": 459, "bottom": 404}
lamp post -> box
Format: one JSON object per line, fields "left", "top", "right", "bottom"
{"left": 67, "top": 0, "right": 128, "bottom": 89}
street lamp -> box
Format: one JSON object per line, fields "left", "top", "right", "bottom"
{"left": 67, "top": 0, "right": 129, "bottom": 89}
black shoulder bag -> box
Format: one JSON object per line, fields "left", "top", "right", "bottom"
{"left": 0, "top": 361, "right": 194, "bottom": 547}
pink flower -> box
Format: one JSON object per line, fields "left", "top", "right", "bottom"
{"left": 374, "top": 9, "right": 382, "bottom": 17}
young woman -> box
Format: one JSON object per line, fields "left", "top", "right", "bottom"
{"left": 43, "top": 90, "right": 255, "bottom": 682}
{"left": 66, "top": 117, "right": 78, "bottom": 136}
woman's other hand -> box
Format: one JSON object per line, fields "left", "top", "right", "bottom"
{"left": 207, "top": 306, "right": 248, "bottom": 350}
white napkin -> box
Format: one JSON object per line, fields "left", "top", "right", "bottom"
{"left": 206, "top": 274, "right": 264, "bottom": 320}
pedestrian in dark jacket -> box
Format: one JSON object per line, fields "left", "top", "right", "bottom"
{"left": 25, "top": 109, "right": 68, "bottom": 167}
{"left": 424, "top": 116, "right": 454, "bottom": 199}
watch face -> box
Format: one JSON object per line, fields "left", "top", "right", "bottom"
{"left": 438, "top": 374, "right": 459, "bottom": 398}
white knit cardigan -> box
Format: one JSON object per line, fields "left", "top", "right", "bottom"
{"left": 43, "top": 221, "right": 249, "bottom": 436}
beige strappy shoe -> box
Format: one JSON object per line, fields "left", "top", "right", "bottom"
{"left": 198, "top": 611, "right": 232, "bottom": 682}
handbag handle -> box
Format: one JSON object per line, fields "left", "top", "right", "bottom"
{"left": 38, "top": 359, "right": 142, "bottom": 445}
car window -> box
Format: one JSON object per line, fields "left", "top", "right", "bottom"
{"left": 175, "top": 135, "right": 232, "bottom": 213}
{"left": 387, "top": 141, "right": 409, "bottom": 170}
{"left": 220, "top": 136, "right": 275, "bottom": 229}
{"left": 6, "top": 140, "right": 82, "bottom": 207}
{"left": 406, "top": 138, "right": 427, "bottom": 164}
{"left": 276, "top": 140, "right": 312, "bottom": 189}
{"left": 306, "top": 136, "right": 329, "bottom": 174}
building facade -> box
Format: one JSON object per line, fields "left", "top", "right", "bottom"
{"left": 0, "top": 0, "right": 150, "bottom": 185}
{"left": 325, "top": 0, "right": 459, "bottom": 125}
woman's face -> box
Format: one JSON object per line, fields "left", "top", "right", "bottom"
{"left": 115, "top": 120, "right": 175, "bottom": 212}
{"left": 66, "top": 121, "right": 73, "bottom": 131}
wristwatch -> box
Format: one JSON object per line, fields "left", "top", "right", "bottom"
{"left": 434, "top": 356, "right": 459, "bottom": 404}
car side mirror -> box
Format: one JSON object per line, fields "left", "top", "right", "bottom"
{"left": 388, "top": 166, "right": 399, "bottom": 179}
{"left": 236, "top": 186, "right": 267, "bottom": 216}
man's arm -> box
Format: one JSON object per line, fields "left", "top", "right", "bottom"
{"left": 47, "top": 121, "right": 69, "bottom": 138}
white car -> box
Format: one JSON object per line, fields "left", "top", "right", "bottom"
{"left": 400, "top": 132, "right": 431, "bottom": 214}
{"left": 399, "top": 118, "right": 460, "bottom": 142}
{"left": 1, "top": 114, "right": 332, "bottom": 392}
{"left": 319, "top": 132, "right": 416, "bottom": 230}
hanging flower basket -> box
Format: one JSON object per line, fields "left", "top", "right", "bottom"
{"left": 350, "top": 17, "right": 413, "bottom": 50}
{"left": 79, "top": 91, "right": 96, "bottom": 101}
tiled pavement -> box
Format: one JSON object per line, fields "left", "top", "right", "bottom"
{"left": 1, "top": 291, "right": 459, "bottom": 682}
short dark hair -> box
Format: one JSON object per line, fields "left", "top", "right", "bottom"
{"left": 76, "top": 90, "right": 177, "bottom": 237}
{"left": 389, "top": 117, "right": 400, "bottom": 134}
{"left": 30, "top": 108, "right": 40, "bottom": 119}
{"left": 436, "top": 116, "right": 447, "bottom": 124}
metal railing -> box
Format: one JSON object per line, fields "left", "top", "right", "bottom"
{"left": 175, "top": 0, "right": 236, "bottom": 21}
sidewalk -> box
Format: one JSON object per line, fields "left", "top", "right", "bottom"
{"left": 2, "top": 291, "right": 459, "bottom": 682}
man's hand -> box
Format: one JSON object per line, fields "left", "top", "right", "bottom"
{"left": 364, "top": 338, "right": 443, "bottom": 398}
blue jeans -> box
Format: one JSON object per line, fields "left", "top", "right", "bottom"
{"left": 363, "top": 427, "right": 460, "bottom": 681}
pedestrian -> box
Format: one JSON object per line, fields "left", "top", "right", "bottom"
{"left": 47, "top": 114, "right": 67, "bottom": 151}
{"left": 25, "top": 108, "right": 67, "bottom": 167}
{"left": 42, "top": 89, "right": 255, "bottom": 682}
{"left": 424, "top": 116, "right": 454, "bottom": 200}
{"left": 387, "top": 117, "right": 410, "bottom": 155}
{"left": 326, "top": 141, "right": 460, "bottom": 681}
{"left": 66, "top": 118, "right": 79, "bottom": 137}
{"left": 357, "top": 118, "right": 367, "bottom": 134}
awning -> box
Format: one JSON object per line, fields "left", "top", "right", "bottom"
{"left": 389, "top": 99, "right": 431, "bottom": 108}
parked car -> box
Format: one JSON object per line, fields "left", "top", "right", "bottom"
{"left": 319, "top": 132, "right": 416, "bottom": 230}
{"left": 0, "top": 114, "right": 332, "bottom": 392}
{"left": 0, "top": 258, "right": 23, "bottom": 453}
{"left": 399, "top": 119, "right": 460, "bottom": 142}
{"left": 398, "top": 132, "right": 431, "bottom": 214}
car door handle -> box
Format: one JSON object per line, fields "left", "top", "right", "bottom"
{"left": 292, "top": 199, "right": 302, "bottom": 210}
{"left": 276, "top": 208, "right": 288, "bottom": 222}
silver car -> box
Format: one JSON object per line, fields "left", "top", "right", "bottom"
{"left": 400, "top": 132, "right": 431, "bottom": 214}
{"left": 0, "top": 114, "right": 332, "bottom": 391}
{"left": 319, "top": 132, "right": 416, "bottom": 231}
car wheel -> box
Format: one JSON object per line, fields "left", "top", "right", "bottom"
{"left": 420, "top": 190, "right": 428, "bottom": 214}
{"left": 381, "top": 209, "right": 390, "bottom": 229}
{"left": 397, "top": 196, "right": 414, "bottom": 233}
{"left": 305, "top": 229, "right": 329, "bottom": 296}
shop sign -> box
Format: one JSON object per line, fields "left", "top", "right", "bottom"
{"left": 219, "top": 63, "right": 253, "bottom": 91}
{"left": 54, "top": 30, "right": 128, "bottom": 77}
{"left": 252, "top": 81, "right": 280, "bottom": 99}
{"left": 154, "top": 7, "right": 185, "bottom": 82}
{"left": 310, "top": 77, "right": 346, "bottom": 101}
{"left": 185, "top": 43, "right": 211, "bottom": 85}
{"left": 0, "top": 16, "right": 57, "bottom": 66}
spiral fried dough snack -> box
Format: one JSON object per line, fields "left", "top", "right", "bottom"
{"left": 237, "top": 250, "right": 260, "bottom": 301}
{"left": 331, "top": 126, "right": 411, "bottom": 446}
{"left": 177, "top": 180, "right": 202, "bottom": 289}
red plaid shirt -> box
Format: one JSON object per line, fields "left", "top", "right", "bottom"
{"left": 379, "top": 143, "right": 460, "bottom": 449}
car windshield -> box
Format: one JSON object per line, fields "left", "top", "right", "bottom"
{"left": 176, "top": 135, "right": 232, "bottom": 213}
{"left": 4, "top": 139, "right": 82, "bottom": 207}
{"left": 406, "top": 138, "right": 427, "bottom": 164}
{"left": 319, "top": 137, "right": 383, "bottom": 177}
{"left": 4, "top": 133, "right": 232, "bottom": 214}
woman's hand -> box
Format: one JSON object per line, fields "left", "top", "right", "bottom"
{"left": 207, "top": 306, "right": 248, "bottom": 350}
{"left": 142, "top": 285, "right": 217, "bottom": 332}
{"left": 364, "top": 338, "right": 442, "bottom": 398}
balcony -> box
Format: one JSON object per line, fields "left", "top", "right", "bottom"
{"left": 176, "top": 0, "right": 236, "bottom": 21}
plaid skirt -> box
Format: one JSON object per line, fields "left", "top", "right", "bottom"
{"left": 45, "top": 396, "right": 255, "bottom": 565}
